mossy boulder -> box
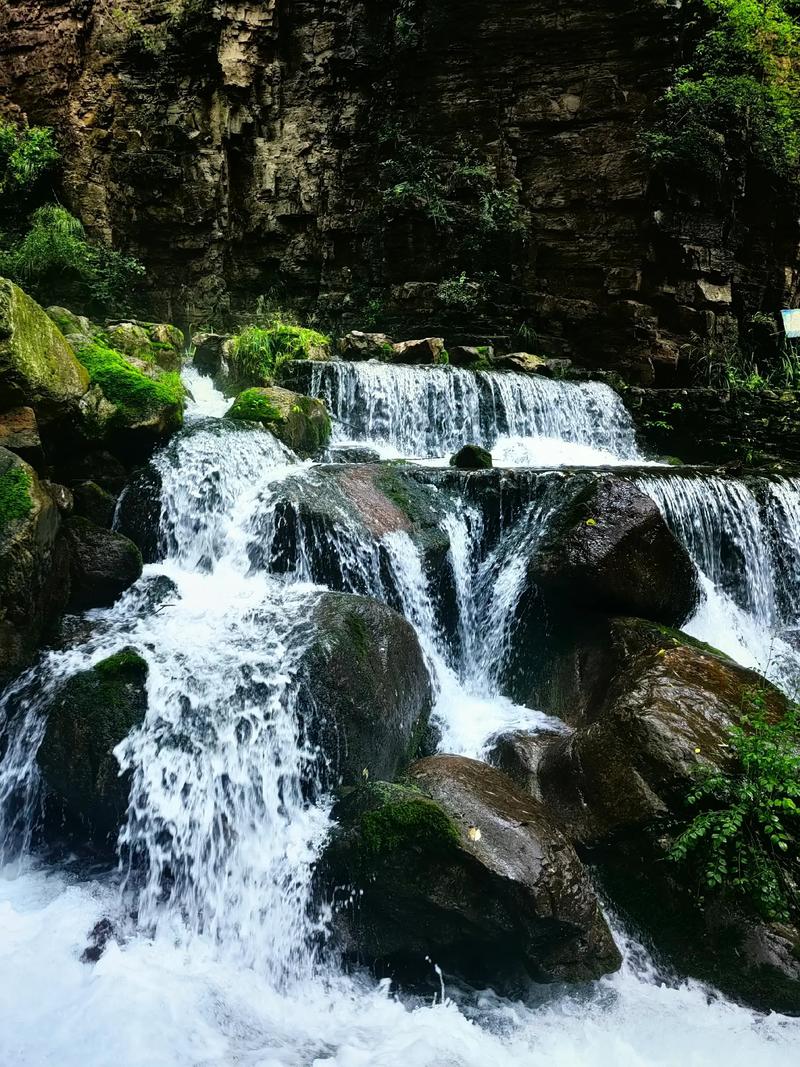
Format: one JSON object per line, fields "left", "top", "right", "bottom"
{"left": 74, "top": 340, "right": 184, "bottom": 457}
{"left": 298, "top": 592, "right": 433, "bottom": 786}
{"left": 106, "top": 321, "right": 183, "bottom": 371}
{"left": 45, "top": 305, "right": 93, "bottom": 338}
{"left": 0, "top": 278, "right": 89, "bottom": 422}
{"left": 450, "top": 443, "right": 493, "bottom": 470}
{"left": 0, "top": 447, "right": 70, "bottom": 684}
{"left": 322, "top": 755, "right": 620, "bottom": 986}
{"left": 529, "top": 474, "right": 699, "bottom": 626}
{"left": 64, "top": 516, "right": 142, "bottom": 610}
{"left": 226, "top": 386, "right": 331, "bottom": 457}
{"left": 37, "top": 648, "right": 148, "bottom": 848}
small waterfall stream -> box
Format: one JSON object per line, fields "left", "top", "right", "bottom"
{"left": 1, "top": 364, "right": 799, "bottom": 1065}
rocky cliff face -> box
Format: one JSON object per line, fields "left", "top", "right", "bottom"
{"left": 2, "top": 0, "right": 798, "bottom": 378}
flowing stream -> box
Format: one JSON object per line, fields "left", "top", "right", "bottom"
{"left": 1, "top": 363, "right": 799, "bottom": 1065}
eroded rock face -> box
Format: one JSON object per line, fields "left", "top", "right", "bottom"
{"left": 323, "top": 755, "right": 621, "bottom": 986}
{"left": 37, "top": 648, "right": 148, "bottom": 849}
{"left": 530, "top": 475, "right": 699, "bottom": 625}
{"left": 298, "top": 591, "right": 432, "bottom": 787}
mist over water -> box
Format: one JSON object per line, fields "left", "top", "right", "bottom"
{"left": 1, "top": 364, "right": 800, "bottom": 1065}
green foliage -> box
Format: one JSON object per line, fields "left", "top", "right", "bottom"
{"left": 645, "top": 0, "right": 800, "bottom": 181}
{"left": 669, "top": 688, "right": 800, "bottom": 922}
{"left": 0, "top": 465, "right": 32, "bottom": 532}
{"left": 230, "top": 318, "right": 329, "bottom": 384}
{"left": 358, "top": 782, "right": 460, "bottom": 858}
{"left": 75, "top": 341, "right": 184, "bottom": 422}
{"left": 436, "top": 272, "right": 482, "bottom": 310}
{"left": 0, "top": 121, "right": 59, "bottom": 206}
{"left": 0, "top": 205, "right": 145, "bottom": 315}
{"left": 689, "top": 325, "right": 800, "bottom": 392}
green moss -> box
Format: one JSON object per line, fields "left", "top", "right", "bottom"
{"left": 95, "top": 648, "right": 147, "bottom": 675}
{"left": 0, "top": 465, "right": 32, "bottom": 532}
{"left": 344, "top": 611, "right": 371, "bottom": 661}
{"left": 230, "top": 319, "right": 330, "bottom": 385}
{"left": 357, "top": 782, "right": 460, "bottom": 858}
{"left": 75, "top": 341, "right": 184, "bottom": 424}
{"left": 226, "top": 387, "right": 282, "bottom": 424}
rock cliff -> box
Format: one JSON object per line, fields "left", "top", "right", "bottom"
{"left": 1, "top": 0, "right": 798, "bottom": 378}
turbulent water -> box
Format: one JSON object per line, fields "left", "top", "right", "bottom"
{"left": 1, "top": 363, "right": 800, "bottom": 1065}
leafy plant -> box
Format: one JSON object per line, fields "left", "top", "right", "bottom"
{"left": 436, "top": 272, "right": 482, "bottom": 309}
{"left": 0, "top": 121, "right": 59, "bottom": 206}
{"left": 0, "top": 205, "right": 145, "bottom": 314}
{"left": 644, "top": 0, "right": 800, "bottom": 183}
{"left": 669, "top": 688, "right": 800, "bottom": 922}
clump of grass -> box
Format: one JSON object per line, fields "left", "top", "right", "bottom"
{"left": 230, "top": 318, "right": 330, "bottom": 384}
{"left": 0, "top": 465, "right": 33, "bottom": 532}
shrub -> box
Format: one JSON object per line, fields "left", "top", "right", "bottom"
{"left": 0, "top": 121, "right": 59, "bottom": 208}
{"left": 0, "top": 205, "right": 145, "bottom": 314}
{"left": 669, "top": 688, "right": 800, "bottom": 922}
{"left": 230, "top": 318, "right": 330, "bottom": 383}
{"left": 645, "top": 0, "right": 800, "bottom": 182}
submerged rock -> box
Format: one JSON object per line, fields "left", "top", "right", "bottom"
{"left": 450, "top": 443, "right": 493, "bottom": 470}
{"left": 0, "top": 447, "right": 70, "bottom": 683}
{"left": 37, "top": 648, "right": 148, "bottom": 848}
{"left": 298, "top": 591, "right": 432, "bottom": 786}
{"left": 226, "top": 386, "right": 331, "bottom": 457}
{"left": 530, "top": 475, "right": 699, "bottom": 626}
{"left": 324, "top": 755, "right": 621, "bottom": 986}
{"left": 64, "top": 516, "right": 143, "bottom": 610}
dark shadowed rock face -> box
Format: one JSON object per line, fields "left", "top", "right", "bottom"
{"left": 298, "top": 592, "right": 432, "bottom": 787}
{"left": 450, "top": 444, "right": 493, "bottom": 470}
{"left": 530, "top": 476, "right": 700, "bottom": 625}
{"left": 37, "top": 648, "right": 148, "bottom": 849}
{"left": 323, "top": 755, "right": 621, "bottom": 987}
{"left": 64, "top": 516, "right": 143, "bottom": 610}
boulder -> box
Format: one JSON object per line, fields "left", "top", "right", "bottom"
{"left": 534, "top": 618, "right": 790, "bottom": 843}
{"left": 390, "top": 337, "right": 446, "bottom": 365}
{"left": 337, "top": 331, "right": 393, "bottom": 361}
{"left": 0, "top": 447, "right": 70, "bottom": 683}
{"left": 226, "top": 386, "right": 331, "bottom": 457}
{"left": 37, "top": 648, "right": 148, "bottom": 848}
{"left": 0, "top": 405, "right": 42, "bottom": 468}
{"left": 323, "top": 755, "right": 621, "bottom": 986}
{"left": 327, "top": 445, "right": 382, "bottom": 464}
{"left": 0, "top": 279, "right": 89, "bottom": 422}
{"left": 491, "top": 351, "right": 547, "bottom": 374}
{"left": 106, "top": 320, "right": 183, "bottom": 371}
{"left": 298, "top": 591, "right": 432, "bottom": 786}
{"left": 448, "top": 345, "right": 493, "bottom": 367}
{"left": 450, "top": 443, "right": 493, "bottom": 470}
{"left": 45, "top": 305, "right": 92, "bottom": 338}
{"left": 192, "top": 332, "right": 229, "bottom": 376}
{"left": 530, "top": 474, "right": 699, "bottom": 625}
{"left": 72, "top": 480, "right": 118, "bottom": 528}
{"left": 64, "top": 516, "right": 143, "bottom": 610}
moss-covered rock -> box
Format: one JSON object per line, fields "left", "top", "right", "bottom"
{"left": 226, "top": 386, "right": 330, "bottom": 457}
{"left": 37, "top": 648, "right": 148, "bottom": 848}
{"left": 106, "top": 320, "right": 184, "bottom": 371}
{"left": 45, "top": 305, "right": 92, "bottom": 338}
{"left": 74, "top": 340, "right": 184, "bottom": 456}
{"left": 0, "top": 278, "right": 89, "bottom": 422}
{"left": 64, "top": 515, "right": 143, "bottom": 610}
{"left": 0, "top": 446, "right": 70, "bottom": 684}
{"left": 298, "top": 591, "right": 433, "bottom": 786}
{"left": 322, "top": 756, "right": 621, "bottom": 987}
{"left": 529, "top": 473, "right": 700, "bottom": 626}
{"left": 449, "top": 443, "right": 493, "bottom": 470}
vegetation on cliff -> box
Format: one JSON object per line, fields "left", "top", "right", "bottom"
{"left": 646, "top": 0, "right": 800, "bottom": 182}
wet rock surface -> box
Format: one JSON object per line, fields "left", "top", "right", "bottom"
{"left": 64, "top": 516, "right": 143, "bottom": 610}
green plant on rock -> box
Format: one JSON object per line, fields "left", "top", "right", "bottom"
{"left": 0, "top": 205, "right": 145, "bottom": 315}
{"left": 230, "top": 318, "right": 329, "bottom": 384}
{"left": 436, "top": 272, "right": 482, "bottom": 310}
{"left": 669, "top": 688, "right": 800, "bottom": 922}
{"left": 0, "top": 465, "right": 32, "bottom": 532}
{"left": 75, "top": 341, "right": 184, "bottom": 423}
{"left": 358, "top": 782, "right": 460, "bottom": 859}
{"left": 226, "top": 388, "right": 282, "bottom": 424}
{"left": 644, "top": 0, "right": 800, "bottom": 182}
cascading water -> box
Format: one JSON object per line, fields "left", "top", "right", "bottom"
{"left": 639, "top": 472, "right": 800, "bottom": 698}
{"left": 1, "top": 368, "right": 799, "bottom": 1065}
{"left": 308, "top": 360, "right": 643, "bottom": 465}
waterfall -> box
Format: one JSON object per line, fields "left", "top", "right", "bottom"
{"left": 307, "top": 361, "right": 643, "bottom": 465}
{"left": 1, "top": 370, "right": 798, "bottom": 1066}
{"left": 638, "top": 473, "right": 800, "bottom": 697}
